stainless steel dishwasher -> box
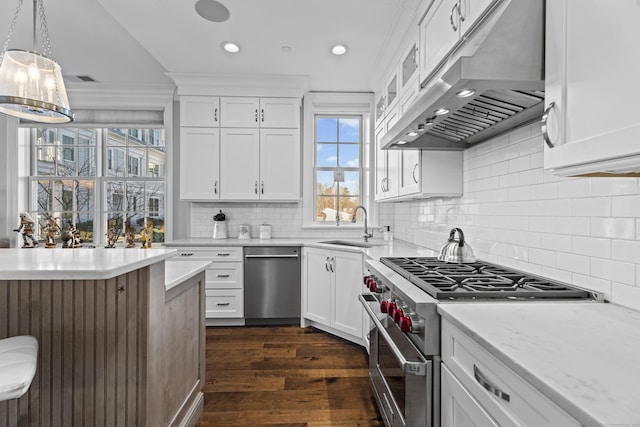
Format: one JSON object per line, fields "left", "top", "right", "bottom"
{"left": 244, "top": 246, "right": 301, "bottom": 325}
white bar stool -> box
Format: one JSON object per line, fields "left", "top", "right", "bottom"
{"left": 0, "top": 336, "right": 38, "bottom": 401}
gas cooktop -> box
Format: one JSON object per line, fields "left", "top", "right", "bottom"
{"left": 380, "top": 257, "right": 596, "bottom": 300}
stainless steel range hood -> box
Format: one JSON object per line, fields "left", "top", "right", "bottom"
{"left": 381, "top": 0, "right": 545, "bottom": 150}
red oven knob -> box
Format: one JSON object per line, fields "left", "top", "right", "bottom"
{"left": 380, "top": 300, "right": 388, "bottom": 313}
{"left": 388, "top": 302, "right": 397, "bottom": 317}
{"left": 368, "top": 278, "right": 377, "bottom": 291}
{"left": 393, "top": 308, "right": 404, "bottom": 324}
{"left": 399, "top": 316, "right": 412, "bottom": 333}
{"left": 363, "top": 275, "right": 370, "bottom": 286}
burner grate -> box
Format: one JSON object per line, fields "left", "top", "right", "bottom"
{"left": 380, "top": 256, "right": 594, "bottom": 300}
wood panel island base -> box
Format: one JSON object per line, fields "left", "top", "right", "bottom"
{"left": 0, "top": 249, "right": 205, "bottom": 427}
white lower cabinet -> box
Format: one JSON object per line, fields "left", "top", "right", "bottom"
{"left": 302, "top": 247, "right": 364, "bottom": 344}
{"left": 442, "top": 364, "right": 499, "bottom": 427}
{"left": 441, "top": 318, "right": 580, "bottom": 427}
{"left": 175, "top": 247, "right": 244, "bottom": 321}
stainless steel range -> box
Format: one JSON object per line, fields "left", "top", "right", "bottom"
{"left": 359, "top": 257, "right": 601, "bottom": 427}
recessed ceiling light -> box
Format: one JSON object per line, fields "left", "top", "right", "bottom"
{"left": 456, "top": 89, "right": 476, "bottom": 98}
{"left": 195, "top": 0, "right": 230, "bottom": 23}
{"left": 331, "top": 44, "right": 347, "bottom": 55}
{"left": 434, "top": 108, "right": 449, "bottom": 115}
{"left": 222, "top": 41, "right": 240, "bottom": 53}
{"left": 396, "top": 140, "right": 408, "bottom": 145}
{"left": 406, "top": 131, "right": 419, "bottom": 137}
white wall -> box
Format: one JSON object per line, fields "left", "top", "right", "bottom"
{"left": 378, "top": 123, "right": 640, "bottom": 311}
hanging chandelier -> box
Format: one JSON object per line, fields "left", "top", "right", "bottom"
{"left": 0, "top": 0, "right": 74, "bottom": 123}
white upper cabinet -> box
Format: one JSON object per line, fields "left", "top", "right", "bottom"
{"left": 259, "top": 128, "right": 301, "bottom": 200}
{"left": 399, "top": 150, "right": 463, "bottom": 199}
{"left": 219, "top": 128, "right": 261, "bottom": 200}
{"left": 180, "top": 96, "right": 219, "bottom": 127}
{"left": 179, "top": 127, "right": 220, "bottom": 200}
{"left": 419, "top": 0, "right": 498, "bottom": 86}
{"left": 543, "top": 0, "right": 640, "bottom": 176}
{"left": 220, "top": 97, "right": 299, "bottom": 128}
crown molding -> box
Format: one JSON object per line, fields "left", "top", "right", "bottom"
{"left": 66, "top": 82, "right": 176, "bottom": 110}
{"left": 167, "top": 73, "right": 310, "bottom": 99}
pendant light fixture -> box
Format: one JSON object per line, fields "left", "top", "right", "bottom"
{"left": 0, "top": 0, "right": 74, "bottom": 123}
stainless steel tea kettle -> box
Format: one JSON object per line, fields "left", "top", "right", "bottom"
{"left": 438, "top": 227, "right": 476, "bottom": 263}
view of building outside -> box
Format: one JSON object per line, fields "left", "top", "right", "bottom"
{"left": 314, "top": 116, "right": 362, "bottom": 222}
{"left": 29, "top": 127, "right": 165, "bottom": 245}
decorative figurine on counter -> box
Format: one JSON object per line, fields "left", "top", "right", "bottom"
{"left": 124, "top": 220, "right": 136, "bottom": 248}
{"left": 140, "top": 220, "right": 153, "bottom": 248}
{"left": 13, "top": 212, "right": 38, "bottom": 248}
{"left": 61, "top": 222, "right": 75, "bottom": 248}
{"left": 105, "top": 220, "right": 119, "bottom": 248}
{"left": 43, "top": 217, "right": 61, "bottom": 248}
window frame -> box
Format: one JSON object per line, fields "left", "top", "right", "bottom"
{"left": 313, "top": 114, "right": 363, "bottom": 224}
{"left": 27, "top": 127, "right": 166, "bottom": 246}
{"left": 302, "top": 92, "right": 375, "bottom": 229}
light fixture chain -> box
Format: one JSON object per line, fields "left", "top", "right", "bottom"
{"left": 0, "top": 0, "right": 26, "bottom": 65}
{"left": 38, "top": 0, "right": 53, "bottom": 59}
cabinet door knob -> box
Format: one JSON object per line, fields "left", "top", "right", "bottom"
{"left": 541, "top": 102, "right": 556, "bottom": 148}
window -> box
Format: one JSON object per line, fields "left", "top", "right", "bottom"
{"left": 29, "top": 128, "right": 166, "bottom": 245}
{"left": 314, "top": 116, "right": 362, "bottom": 223}
{"left": 302, "top": 92, "right": 373, "bottom": 228}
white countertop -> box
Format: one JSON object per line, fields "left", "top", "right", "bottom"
{"left": 164, "top": 259, "right": 211, "bottom": 291}
{"left": 164, "top": 237, "right": 437, "bottom": 260}
{"left": 0, "top": 248, "right": 177, "bottom": 280}
{"left": 438, "top": 302, "right": 640, "bottom": 427}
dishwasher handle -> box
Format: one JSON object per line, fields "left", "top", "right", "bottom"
{"left": 245, "top": 254, "right": 299, "bottom": 259}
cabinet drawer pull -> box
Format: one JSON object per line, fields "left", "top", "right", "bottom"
{"left": 216, "top": 274, "right": 230, "bottom": 278}
{"left": 214, "top": 180, "right": 218, "bottom": 194}
{"left": 450, "top": 4, "right": 459, "bottom": 31}
{"left": 255, "top": 181, "right": 258, "bottom": 194}
{"left": 541, "top": 101, "right": 556, "bottom": 148}
{"left": 255, "top": 109, "right": 258, "bottom": 122}
{"left": 329, "top": 257, "right": 335, "bottom": 273}
{"left": 325, "top": 256, "right": 330, "bottom": 272}
{"left": 261, "top": 181, "right": 264, "bottom": 194}
{"left": 412, "top": 163, "right": 419, "bottom": 183}
{"left": 261, "top": 108, "right": 265, "bottom": 122}
{"left": 214, "top": 107, "right": 218, "bottom": 122}
{"left": 216, "top": 302, "right": 230, "bottom": 307}
{"left": 217, "top": 253, "right": 231, "bottom": 257}
{"left": 474, "top": 364, "right": 510, "bottom": 402}
{"left": 180, "top": 253, "right": 194, "bottom": 257}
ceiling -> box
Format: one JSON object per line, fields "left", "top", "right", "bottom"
{"left": 0, "top": 0, "right": 412, "bottom": 92}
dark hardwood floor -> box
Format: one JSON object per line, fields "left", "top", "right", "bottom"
{"left": 196, "top": 325, "right": 384, "bottom": 426}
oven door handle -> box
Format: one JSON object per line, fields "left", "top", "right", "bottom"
{"left": 359, "top": 294, "right": 428, "bottom": 376}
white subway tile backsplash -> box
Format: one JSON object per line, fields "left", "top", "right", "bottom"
{"left": 379, "top": 125, "right": 640, "bottom": 310}
{"left": 590, "top": 257, "right": 635, "bottom": 286}
{"left": 611, "top": 283, "right": 640, "bottom": 311}
{"left": 590, "top": 218, "right": 635, "bottom": 240}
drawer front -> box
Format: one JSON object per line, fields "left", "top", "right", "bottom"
{"left": 441, "top": 319, "right": 580, "bottom": 427}
{"left": 206, "top": 263, "right": 243, "bottom": 289}
{"left": 175, "top": 247, "right": 242, "bottom": 262}
{"left": 206, "top": 289, "right": 243, "bottom": 318}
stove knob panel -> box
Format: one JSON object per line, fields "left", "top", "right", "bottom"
{"left": 399, "top": 316, "right": 412, "bottom": 333}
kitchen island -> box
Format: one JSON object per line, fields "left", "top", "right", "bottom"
{"left": 0, "top": 248, "right": 208, "bottom": 427}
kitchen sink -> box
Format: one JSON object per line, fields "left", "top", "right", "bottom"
{"left": 320, "top": 240, "right": 385, "bottom": 248}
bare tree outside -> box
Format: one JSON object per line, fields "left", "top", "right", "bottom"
{"left": 28, "top": 127, "right": 166, "bottom": 246}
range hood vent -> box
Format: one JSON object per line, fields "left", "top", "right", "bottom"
{"left": 382, "top": 0, "right": 545, "bottom": 150}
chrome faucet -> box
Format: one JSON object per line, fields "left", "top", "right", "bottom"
{"left": 351, "top": 205, "right": 373, "bottom": 242}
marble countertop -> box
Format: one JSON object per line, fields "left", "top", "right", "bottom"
{"left": 438, "top": 302, "right": 640, "bottom": 427}
{"left": 164, "top": 259, "right": 211, "bottom": 291}
{"left": 0, "top": 248, "right": 177, "bottom": 280}
{"left": 164, "top": 237, "right": 437, "bottom": 260}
